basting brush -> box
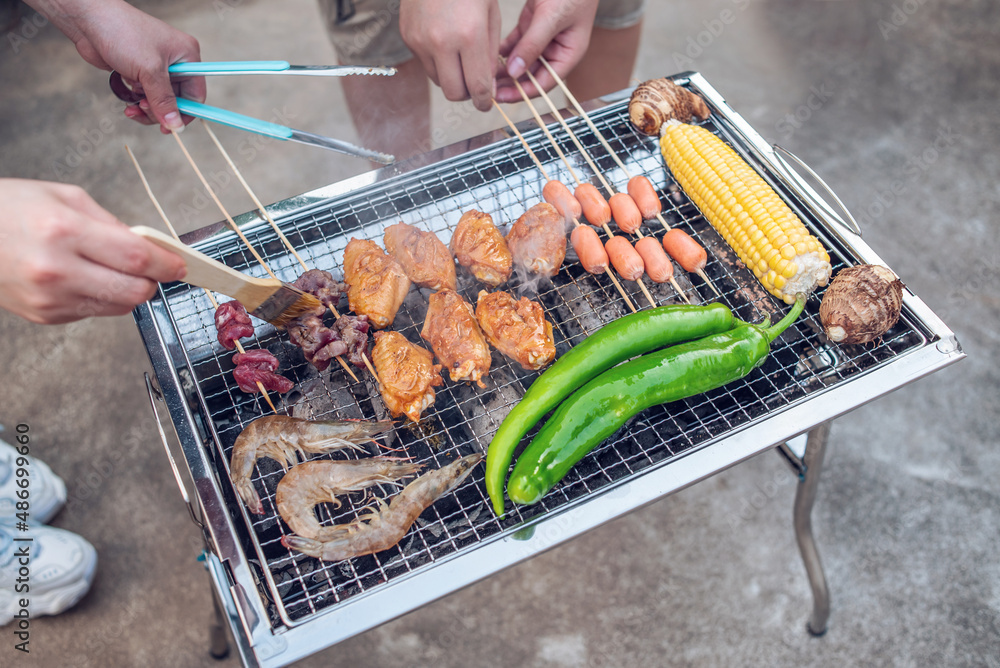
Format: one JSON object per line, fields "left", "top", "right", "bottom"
{"left": 131, "top": 225, "right": 323, "bottom": 328}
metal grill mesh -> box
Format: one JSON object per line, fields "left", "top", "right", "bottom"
{"left": 160, "top": 100, "right": 923, "bottom": 627}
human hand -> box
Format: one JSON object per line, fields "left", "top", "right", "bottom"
{"left": 399, "top": 0, "right": 501, "bottom": 112}
{"left": 495, "top": 0, "right": 600, "bottom": 102}
{"left": 26, "top": 0, "right": 204, "bottom": 133}
{"left": 0, "top": 179, "right": 188, "bottom": 325}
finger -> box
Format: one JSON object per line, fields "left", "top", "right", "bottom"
{"left": 173, "top": 76, "right": 206, "bottom": 126}
{"left": 415, "top": 52, "right": 440, "bottom": 88}
{"left": 507, "top": 1, "right": 594, "bottom": 83}
{"left": 460, "top": 41, "right": 497, "bottom": 111}
{"left": 435, "top": 53, "right": 470, "bottom": 102}
{"left": 64, "top": 259, "right": 160, "bottom": 314}
{"left": 53, "top": 185, "right": 120, "bottom": 227}
{"left": 124, "top": 105, "right": 156, "bottom": 125}
{"left": 499, "top": 24, "right": 523, "bottom": 58}
{"left": 139, "top": 67, "right": 185, "bottom": 133}
{"left": 137, "top": 99, "right": 161, "bottom": 125}
{"left": 500, "top": 2, "right": 534, "bottom": 57}
{"left": 76, "top": 222, "right": 187, "bottom": 284}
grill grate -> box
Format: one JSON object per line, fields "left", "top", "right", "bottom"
{"left": 160, "top": 100, "right": 924, "bottom": 627}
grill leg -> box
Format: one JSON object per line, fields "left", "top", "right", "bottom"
{"left": 208, "top": 573, "right": 231, "bottom": 660}
{"left": 793, "top": 421, "right": 831, "bottom": 636}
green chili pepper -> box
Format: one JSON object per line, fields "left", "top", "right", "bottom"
{"left": 486, "top": 303, "right": 734, "bottom": 516}
{"left": 506, "top": 295, "right": 806, "bottom": 507}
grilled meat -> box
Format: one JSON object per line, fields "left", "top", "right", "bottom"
{"left": 450, "top": 209, "right": 512, "bottom": 287}
{"left": 293, "top": 269, "right": 346, "bottom": 311}
{"left": 505, "top": 202, "right": 566, "bottom": 278}
{"left": 215, "top": 300, "right": 255, "bottom": 350}
{"left": 371, "top": 331, "right": 444, "bottom": 422}
{"left": 232, "top": 349, "right": 294, "bottom": 394}
{"left": 420, "top": 289, "right": 491, "bottom": 388}
{"left": 343, "top": 238, "right": 411, "bottom": 329}
{"left": 475, "top": 290, "right": 556, "bottom": 371}
{"left": 287, "top": 313, "right": 370, "bottom": 370}
{"left": 383, "top": 222, "right": 457, "bottom": 291}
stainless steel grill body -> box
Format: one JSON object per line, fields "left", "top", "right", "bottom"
{"left": 134, "top": 73, "right": 963, "bottom": 667}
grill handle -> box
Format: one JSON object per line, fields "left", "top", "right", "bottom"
{"left": 145, "top": 372, "right": 204, "bottom": 529}
{"left": 772, "top": 144, "right": 863, "bottom": 238}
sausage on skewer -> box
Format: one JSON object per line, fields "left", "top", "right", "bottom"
{"left": 571, "top": 226, "right": 609, "bottom": 274}
{"left": 627, "top": 175, "right": 663, "bottom": 220}
{"left": 662, "top": 228, "right": 709, "bottom": 274}
{"left": 635, "top": 237, "right": 675, "bottom": 284}
{"left": 574, "top": 183, "right": 612, "bottom": 227}
{"left": 609, "top": 193, "right": 642, "bottom": 234}
{"left": 605, "top": 236, "right": 644, "bottom": 281}
{"left": 542, "top": 180, "right": 582, "bottom": 220}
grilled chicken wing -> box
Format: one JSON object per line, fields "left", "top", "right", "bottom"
{"left": 383, "top": 222, "right": 457, "bottom": 291}
{"left": 505, "top": 202, "right": 566, "bottom": 278}
{"left": 450, "top": 210, "right": 512, "bottom": 287}
{"left": 371, "top": 331, "right": 444, "bottom": 422}
{"left": 475, "top": 290, "right": 556, "bottom": 371}
{"left": 420, "top": 289, "right": 491, "bottom": 388}
{"left": 343, "top": 238, "right": 411, "bottom": 329}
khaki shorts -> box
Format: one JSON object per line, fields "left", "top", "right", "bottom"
{"left": 319, "top": 0, "right": 646, "bottom": 66}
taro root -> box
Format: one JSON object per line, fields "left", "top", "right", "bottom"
{"left": 819, "top": 265, "right": 904, "bottom": 344}
{"left": 628, "top": 78, "right": 711, "bottom": 136}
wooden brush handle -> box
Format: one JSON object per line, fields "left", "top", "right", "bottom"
{"left": 131, "top": 226, "right": 278, "bottom": 307}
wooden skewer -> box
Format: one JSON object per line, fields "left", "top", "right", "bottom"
{"left": 125, "top": 145, "right": 278, "bottom": 414}
{"left": 505, "top": 76, "right": 658, "bottom": 309}
{"left": 198, "top": 122, "right": 378, "bottom": 385}
{"left": 517, "top": 69, "right": 692, "bottom": 304}
{"left": 493, "top": 101, "right": 636, "bottom": 314}
{"left": 538, "top": 56, "right": 722, "bottom": 297}
{"left": 171, "top": 130, "right": 361, "bottom": 384}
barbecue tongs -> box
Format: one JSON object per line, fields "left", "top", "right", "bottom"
{"left": 110, "top": 61, "right": 396, "bottom": 164}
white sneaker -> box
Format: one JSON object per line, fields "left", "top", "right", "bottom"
{"left": 0, "top": 520, "right": 97, "bottom": 626}
{"left": 0, "top": 432, "right": 67, "bottom": 524}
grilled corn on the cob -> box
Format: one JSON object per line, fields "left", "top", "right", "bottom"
{"left": 659, "top": 120, "right": 831, "bottom": 303}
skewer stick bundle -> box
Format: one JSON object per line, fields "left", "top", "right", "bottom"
{"left": 197, "top": 122, "right": 379, "bottom": 385}
{"left": 126, "top": 145, "right": 279, "bottom": 414}
{"left": 535, "top": 58, "right": 721, "bottom": 298}
{"left": 172, "top": 130, "right": 362, "bottom": 384}
{"left": 493, "top": 102, "right": 637, "bottom": 314}
{"left": 504, "top": 72, "right": 662, "bottom": 308}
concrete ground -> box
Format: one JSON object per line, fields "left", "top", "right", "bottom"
{"left": 1, "top": 0, "right": 997, "bottom": 666}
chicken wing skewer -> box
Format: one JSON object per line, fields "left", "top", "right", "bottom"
{"left": 450, "top": 209, "right": 512, "bottom": 288}
{"left": 384, "top": 222, "right": 457, "bottom": 291}
{"left": 343, "top": 238, "right": 412, "bottom": 330}
{"left": 506, "top": 202, "right": 567, "bottom": 279}
{"left": 476, "top": 290, "right": 556, "bottom": 371}
{"left": 421, "top": 289, "right": 492, "bottom": 388}
{"left": 371, "top": 331, "right": 445, "bottom": 422}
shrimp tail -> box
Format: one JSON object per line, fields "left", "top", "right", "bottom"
{"left": 281, "top": 534, "right": 325, "bottom": 558}
{"left": 236, "top": 480, "right": 264, "bottom": 515}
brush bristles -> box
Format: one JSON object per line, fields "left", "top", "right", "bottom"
{"left": 269, "top": 292, "right": 325, "bottom": 328}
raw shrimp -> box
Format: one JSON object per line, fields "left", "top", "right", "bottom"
{"left": 276, "top": 459, "right": 424, "bottom": 539}
{"left": 230, "top": 415, "right": 394, "bottom": 514}
{"left": 281, "top": 453, "right": 483, "bottom": 561}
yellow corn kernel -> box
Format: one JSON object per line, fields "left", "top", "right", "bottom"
{"left": 659, "top": 121, "right": 832, "bottom": 300}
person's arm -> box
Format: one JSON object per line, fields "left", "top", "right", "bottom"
{"left": 399, "top": 0, "right": 501, "bottom": 112}
{"left": 24, "top": 0, "right": 204, "bottom": 133}
{"left": 495, "top": 0, "right": 600, "bottom": 102}
{"left": 0, "top": 179, "right": 187, "bottom": 325}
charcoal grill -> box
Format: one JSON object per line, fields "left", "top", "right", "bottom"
{"left": 133, "top": 72, "right": 963, "bottom": 666}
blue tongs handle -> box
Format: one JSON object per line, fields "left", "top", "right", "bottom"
{"left": 167, "top": 61, "right": 290, "bottom": 75}
{"left": 174, "top": 99, "right": 292, "bottom": 140}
